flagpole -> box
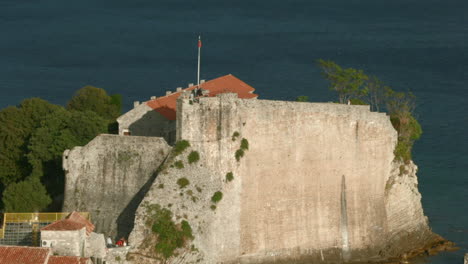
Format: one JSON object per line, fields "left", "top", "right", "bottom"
{"left": 197, "top": 35, "right": 201, "bottom": 86}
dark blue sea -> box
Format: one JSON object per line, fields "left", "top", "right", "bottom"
{"left": 0, "top": 0, "right": 466, "bottom": 263}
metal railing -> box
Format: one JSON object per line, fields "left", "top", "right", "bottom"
{"left": 0, "top": 212, "right": 89, "bottom": 239}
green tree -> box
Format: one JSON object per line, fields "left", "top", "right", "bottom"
{"left": 385, "top": 88, "right": 421, "bottom": 161}
{"left": 27, "top": 109, "right": 108, "bottom": 204}
{"left": 2, "top": 177, "right": 52, "bottom": 212}
{"left": 366, "top": 75, "right": 386, "bottom": 112}
{"left": 67, "top": 86, "right": 121, "bottom": 120}
{"left": 317, "top": 59, "right": 368, "bottom": 104}
{"left": 0, "top": 99, "right": 61, "bottom": 185}
{"left": 316, "top": 60, "right": 422, "bottom": 162}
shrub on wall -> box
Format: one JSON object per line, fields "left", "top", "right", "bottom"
{"left": 232, "top": 131, "right": 240, "bottom": 141}
{"left": 188, "top": 151, "right": 200, "bottom": 164}
{"left": 211, "top": 191, "right": 223, "bottom": 203}
{"left": 240, "top": 138, "right": 249, "bottom": 150}
{"left": 174, "top": 160, "right": 184, "bottom": 169}
{"left": 225, "top": 172, "right": 234, "bottom": 182}
{"left": 235, "top": 149, "right": 244, "bottom": 161}
{"left": 177, "top": 178, "right": 190, "bottom": 189}
{"left": 173, "top": 140, "right": 190, "bottom": 156}
{"left": 146, "top": 204, "right": 193, "bottom": 259}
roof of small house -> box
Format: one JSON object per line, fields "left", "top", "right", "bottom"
{"left": 41, "top": 212, "right": 94, "bottom": 235}
{"left": 48, "top": 256, "right": 89, "bottom": 264}
{"left": 145, "top": 74, "right": 257, "bottom": 120}
{"left": 0, "top": 246, "right": 50, "bottom": 264}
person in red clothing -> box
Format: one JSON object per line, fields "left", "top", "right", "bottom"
{"left": 116, "top": 237, "right": 125, "bottom": 247}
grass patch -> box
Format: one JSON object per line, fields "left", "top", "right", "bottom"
{"left": 158, "top": 184, "right": 164, "bottom": 189}
{"left": 174, "top": 160, "right": 184, "bottom": 169}
{"left": 211, "top": 191, "right": 223, "bottom": 203}
{"left": 177, "top": 178, "right": 190, "bottom": 189}
{"left": 188, "top": 151, "right": 200, "bottom": 164}
{"left": 240, "top": 138, "right": 249, "bottom": 150}
{"left": 173, "top": 140, "right": 190, "bottom": 156}
{"left": 210, "top": 205, "right": 217, "bottom": 210}
{"left": 226, "top": 172, "right": 234, "bottom": 182}
{"left": 146, "top": 205, "right": 193, "bottom": 259}
{"left": 235, "top": 149, "right": 244, "bottom": 161}
{"left": 196, "top": 186, "right": 202, "bottom": 193}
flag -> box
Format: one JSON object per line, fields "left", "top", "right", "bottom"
{"left": 198, "top": 36, "right": 202, "bottom": 48}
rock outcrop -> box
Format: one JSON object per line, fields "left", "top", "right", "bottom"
{"left": 123, "top": 94, "right": 441, "bottom": 263}
{"left": 62, "top": 134, "right": 171, "bottom": 238}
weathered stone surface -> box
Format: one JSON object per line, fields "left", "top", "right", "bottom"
{"left": 126, "top": 94, "right": 439, "bottom": 263}
{"left": 41, "top": 229, "right": 86, "bottom": 257}
{"left": 62, "top": 134, "right": 170, "bottom": 239}
{"left": 464, "top": 253, "right": 468, "bottom": 264}
{"left": 85, "top": 232, "right": 107, "bottom": 258}
{"left": 104, "top": 246, "right": 130, "bottom": 264}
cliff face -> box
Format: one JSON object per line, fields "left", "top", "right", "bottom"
{"left": 62, "top": 135, "right": 170, "bottom": 238}
{"left": 125, "top": 94, "right": 438, "bottom": 263}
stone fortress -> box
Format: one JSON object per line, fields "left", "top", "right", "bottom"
{"left": 62, "top": 74, "right": 443, "bottom": 263}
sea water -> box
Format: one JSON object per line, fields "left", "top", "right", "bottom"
{"left": 0, "top": 0, "right": 466, "bottom": 263}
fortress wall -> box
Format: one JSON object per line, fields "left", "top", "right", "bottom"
{"left": 127, "top": 94, "right": 435, "bottom": 263}
{"left": 62, "top": 134, "right": 170, "bottom": 239}
{"left": 175, "top": 94, "right": 398, "bottom": 262}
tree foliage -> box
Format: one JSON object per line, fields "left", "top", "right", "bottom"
{"left": 0, "top": 99, "right": 62, "bottom": 185}
{"left": 67, "top": 85, "right": 121, "bottom": 120}
{"left": 0, "top": 87, "right": 117, "bottom": 212}
{"left": 317, "top": 59, "right": 422, "bottom": 162}
{"left": 317, "top": 59, "right": 368, "bottom": 104}
{"left": 2, "top": 177, "right": 52, "bottom": 212}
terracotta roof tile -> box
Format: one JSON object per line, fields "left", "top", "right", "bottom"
{"left": 41, "top": 212, "right": 94, "bottom": 235}
{"left": 0, "top": 246, "right": 50, "bottom": 264}
{"left": 146, "top": 74, "right": 257, "bottom": 120}
{"left": 48, "top": 256, "right": 89, "bottom": 264}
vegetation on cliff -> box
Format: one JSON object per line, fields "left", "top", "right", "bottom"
{"left": 0, "top": 86, "right": 121, "bottom": 212}
{"left": 144, "top": 203, "right": 193, "bottom": 259}
{"left": 317, "top": 59, "right": 422, "bottom": 161}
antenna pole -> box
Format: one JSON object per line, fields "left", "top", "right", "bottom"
{"left": 197, "top": 35, "right": 201, "bottom": 86}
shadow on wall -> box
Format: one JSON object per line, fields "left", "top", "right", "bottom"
{"left": 115, "top": 158, "right": 166, "bottom": 240}
{"left": 128, "top": 107, "right": 176, "bottom": 145}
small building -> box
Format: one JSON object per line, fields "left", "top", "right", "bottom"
{"left": 0, "top": 212, "right": 90, "bottom": 247}
{"left": 40, "top": 212, "right": 101, "bottom": 258}
{"left": 0, "top": 246, "right": 90, "bottom": 264}
{"left": 117, "top": 74, "right": 258, "bottom": 144}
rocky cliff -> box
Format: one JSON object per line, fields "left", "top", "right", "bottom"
{"left": 62, "top": 134, "right": 171, "bottom": 239}
{"left": 123, "top": 94, "right": 440, "bottom": 263}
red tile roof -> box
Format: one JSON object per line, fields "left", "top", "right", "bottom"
{"left": 41, "top": 212, "right": 94, "bottom": 235}
{"left": 146, "top": 74, "right": 258, "bottom": 120}
{"left": 0, "top": 246, "right": 50, "bottom": 264}
{"left": 48, "top": 256, "right": 89, "bottom": 264}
